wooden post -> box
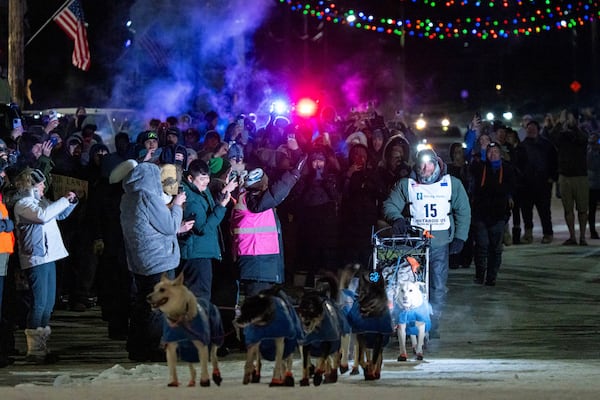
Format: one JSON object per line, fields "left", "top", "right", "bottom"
{"left": 8, "top": 0, "right": 26, "bottom": 108}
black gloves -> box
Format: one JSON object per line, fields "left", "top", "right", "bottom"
{"left": 0, "top": 219, "right": 14, "bottom": 232}
{"left": 392, "top": 218, "right": 408, "bottom": 235}
{"left": 449, "top": 238, "right": 465, "bottom": 254}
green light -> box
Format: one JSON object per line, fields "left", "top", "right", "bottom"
{"left": 356, "top": 23, "right": 361, "bottom": 28}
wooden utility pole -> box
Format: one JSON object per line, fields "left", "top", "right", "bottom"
{"left": 8, "top": 0, "right": 26, "bottom": 108}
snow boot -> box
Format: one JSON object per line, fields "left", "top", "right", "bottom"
{"left": 522, "top": 228, "right": 533, "bottom": 244}
{"left": 512, "top": 228, "right": 521, "bottom": 245}
{"left": 25, "top": 326, "right": 58, "bottom": 364}
{"left": 503, "top": 227, "right": 512, "bottom": 246}
{"left": 25, "top": 328, "right": 46, "bottom": 364}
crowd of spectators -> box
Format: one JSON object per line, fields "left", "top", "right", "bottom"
{"left": 0, "top": 102, "right": 598, "bottom": 366}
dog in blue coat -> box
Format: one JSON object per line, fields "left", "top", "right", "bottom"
{"left": 392, "top": 280, "right": 432, "bottom": 361}
{"left": 297, "top": 276, "right": 351, "bottom": 386}
{"left": 342, "top": 265, "right": 394, "bottom": 380}
{"left": 234, "top": 287, "right": 304, "bottom": 387}
{"left": 147, "top": 273, "right": 223, "bottom": 387}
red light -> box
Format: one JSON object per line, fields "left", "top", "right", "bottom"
{"left": 296, "top": 98, "right": 317, "bottom": 117}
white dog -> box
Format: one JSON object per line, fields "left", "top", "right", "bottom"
{"left": 393, "top": 280, "right": 432, "bottom": 361}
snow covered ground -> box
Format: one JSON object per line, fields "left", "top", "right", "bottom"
{"left": 2, "top": 357, "right": 599, "bottom": 400}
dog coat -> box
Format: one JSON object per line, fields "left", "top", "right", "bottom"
{"left": 393, "top": 301, "right": 432, "bottom": 336}
{"left": 244, "top": 295, "right": 304, "bottom": 361}
{"left": 302, "top": 300, "right": 349, "bottom": 357}
{"left": 346, "top": 299, "right": 394, "bottom": 348}
{"left": 161, "top": 299, "right": 224, "bottom": 363}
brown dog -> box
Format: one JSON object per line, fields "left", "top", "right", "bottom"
{"left": 147, "top": 273, "right": 222, "bottom": 387}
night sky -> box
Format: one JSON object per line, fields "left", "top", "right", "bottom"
{"left": 2, "top": 0, "right": 599, "bottom": 120}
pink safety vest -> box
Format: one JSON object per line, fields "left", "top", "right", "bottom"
{"left": 231, "top": 192, "right": 280, "bottom": 256}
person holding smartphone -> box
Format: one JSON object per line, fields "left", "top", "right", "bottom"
{"left": 177, "top": 159, "right": 237, "bottom": 302}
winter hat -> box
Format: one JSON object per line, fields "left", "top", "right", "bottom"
{"left": 160, "top": 163, "right": 179, "bottom": 196}
{"left": 17, "top": 132, "right": 43, "bottom": 155}
{"left": 139, "top": 130, "right": 159, "bottom": 144}
{"left": 415, "top": 148, "right": 441, "bottom": 184}
{"left": 109, "top": 159, "right": 138, "bottom": 184}
{"left": 345, "top": 131, "right": 368, "bottom": 147}
{"left": 209, "top": 156, "right": 231, "bottom": 178}
{"left": 244, "top": 168, "right": 268, "bottom": 191}
{"left": 67, "top": 135, "right": 84, "bottom": 147}
{"left": 14, "top": 168, "right": 45, "bottom": 191}
{"left": 228, "top": 142, "right": 244, "bottom": 162}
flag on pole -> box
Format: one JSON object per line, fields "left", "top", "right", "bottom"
{"left": 53, "top": 0, "right": 91, "bottom": 71}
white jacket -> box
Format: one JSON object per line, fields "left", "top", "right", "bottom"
{"left": 13, "top": 190, "right": 76, "bottom": 269}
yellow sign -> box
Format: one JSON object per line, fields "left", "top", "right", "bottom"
{"left": 51, "top": 174, "right": 88, "bottom": 202}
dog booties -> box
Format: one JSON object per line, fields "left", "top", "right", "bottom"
{"left": 244, "top": 295, "right": 304, "bottom": 361}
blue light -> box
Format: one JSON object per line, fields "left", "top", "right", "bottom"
{"left": 124, "top": 39, "right": 132, "bottom": 48}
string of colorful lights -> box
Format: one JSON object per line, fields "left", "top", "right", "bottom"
{"left": 278, "top": 0, "right": 600, "bottom": 39}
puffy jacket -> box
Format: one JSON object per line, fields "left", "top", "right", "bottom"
{"left": 120, "top": 162, "right": 182, "bottom": 276}
{"left": 0, "top": 194, "right": 15, "bottom": 255}
{"left": 13, "top": 190, "right": 76, "bottom": 269}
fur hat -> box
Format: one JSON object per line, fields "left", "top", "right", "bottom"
{"left": 109, "top": 159, "right": 138, "bottom": 184}
{"left": 160, "top": 163, "right": 179, "bottom": 196}
{"left": 346, "top": 131, "right": 368, "bottom": 147}
{"left": 14, "top": 168, "right": 46, "bottom": 191}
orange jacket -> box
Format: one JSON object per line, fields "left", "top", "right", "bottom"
{"left": 0, "top": 194, "right": 15, "bottom": 254}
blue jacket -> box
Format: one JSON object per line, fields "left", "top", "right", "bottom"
{"left": 120, "top": 162, "right": 182, "bottom": 276}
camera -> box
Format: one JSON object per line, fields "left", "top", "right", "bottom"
{"left": 49, "top": 110, "right": 58, "bottom": 122}
{"left": 7, "top": 150, "right": 19, "bottom": 166}
{"left": 50, "top": 137, "right": 59, "bottom": 146}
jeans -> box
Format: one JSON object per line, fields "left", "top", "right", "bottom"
{"left": 177, "top": 258, "right": 213, "bottom": 302}
{"left": 24, "top": 262, "right": 56, "bottom": 328}
{"left": 429, "top": 244, "right": 449, "bottom": 316}
{"left": 127, "top": 269, "right": 175, "bottom": 356}
{"left": 473, "top": 220, "right": 506, "bottom": 283}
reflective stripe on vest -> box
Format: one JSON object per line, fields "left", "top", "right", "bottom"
{"left": 231, "top": 192, "right": 280, "bottom": 256}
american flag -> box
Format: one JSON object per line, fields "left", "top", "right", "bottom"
{"left": 53, "top": 0, "right": 91, "bottom": 71}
